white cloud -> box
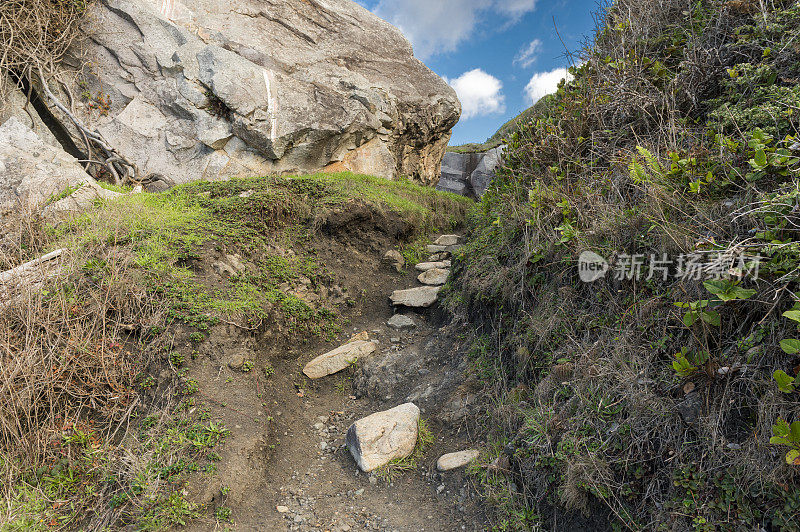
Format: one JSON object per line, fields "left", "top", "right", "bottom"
{"left": 497, "top": 0, "right": 539, "bottom": 17}
{"left": 446, "top": 69, "right": 506, "bottom": 119}
{"left": 373, "top": 0, "right": 538, "bottom": 59}
{"left": 513, "top": 38, "right": 542, "bottom": 68}
{"left": 524, "top": 67, "right": 573, "bottom": 104}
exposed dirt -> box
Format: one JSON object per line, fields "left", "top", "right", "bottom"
{"left": 165, "top": 218, "right": 487, "bottom": 531}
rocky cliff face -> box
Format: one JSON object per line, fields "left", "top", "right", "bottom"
{"left": 436, "top": 146, "right": 504, "bottom": 199}
{"left": 38, "top": 0, "right": 459, "bottom": 186}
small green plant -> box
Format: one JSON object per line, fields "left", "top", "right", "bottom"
{"left": 182, "top": 379, "right": 199, "bottom": 396}
{"left": 375, "top": 417, "right": 435, "bottom": 481}
{"left": 675, "top": 299, "right": 720, "bottom": 327}
{"left": 214, "top": 506, "right": 232, "bottom": 521}
{"left": 241, "top": 360, "right": 254, "bottom": 373}
{"left": 673, "top": 347, "right": 710, "bottom": 378}
{"left": 170, "top": 352, "right": 186, "bottom": 367}
{"left": 770, "top": 419, "right": 800, "bottom": 466}
{"left": 263, "top": 363, "right": 275, "bottom": 377}
{"left": 189, "top": 332, "right": 205, "bottom": 344}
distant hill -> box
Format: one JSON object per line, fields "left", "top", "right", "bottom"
{"left": 447, "top": 93, "right": 556, "bottom": 153}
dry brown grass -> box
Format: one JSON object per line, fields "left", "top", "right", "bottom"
{"left": 0, "top": 0, "right": 91, "bottom": 97}
{"left": 0, "top": 215, "right": 165, "bottom": 481}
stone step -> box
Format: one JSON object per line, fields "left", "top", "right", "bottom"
{"left": 389, "top": 285, "right": 442, "bottom": 308}
{"left": 414, "top": 260, "right": 451, "bottom": 272}
{"left": 303, "top": 339, "right": 376, "bottom": 379}
{"left": 433, "top": 234, "right": 461, "bottom": 246}
{"left": 417, "top": 268, "right": 449, "bottom": 286}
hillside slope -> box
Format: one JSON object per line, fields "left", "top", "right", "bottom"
{"left": 447, "top": 0, "right": 800, "bottom": 530}
{"left": 0, "top": 174, "right": 482, "bottom": 530}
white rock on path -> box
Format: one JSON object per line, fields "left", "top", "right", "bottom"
{"left": 303, "top": 340, "right": 376, "bottom": 379}
{"left": 417, "top": 268, "right": 449, "bottom": 286}
{"left": 415, "top": 260, "right": 451, "bottom": 272}
{"left": 389, "top": 285, "right": 442, "bottom": 308}
{"left": 437, "top": 450, "right": 480, "bottom": 471}
{"left": 434, "top": 235, "right": 460, "bottom": 246}
{"left": 346, "top": 403, "right": 420, "bottom": 472}
{"left": 387, "top": 314, "right": 415, "bottom": 330}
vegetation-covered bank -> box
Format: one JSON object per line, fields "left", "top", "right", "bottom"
{"left": 0, "top": 173, "right": 469, "bottom": 530}
{"left": 447, "top": 0, "right": 800, "bottom": 530}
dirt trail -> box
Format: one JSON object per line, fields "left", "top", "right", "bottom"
{"left": 180, "top": 235, "right": 487, "bottom": 531}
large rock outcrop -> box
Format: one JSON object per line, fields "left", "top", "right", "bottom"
{"left": 0, "top": 117, "right": 117, "bottom": 215}
{"left": 436, "top": 145, "right": 505, "bottom": 198}
{"left": 45, "top": 0, "right": 459, "bottom": 186}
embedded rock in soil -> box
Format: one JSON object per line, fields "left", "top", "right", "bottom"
{"left": 415, "top": 261, "right": 450, "bottom": 272}
{"left": 48, "top": 0, "right": 459, "bottom": 185}
{"left": 43, "top": 181, "right": 123, "bottom": 217}
{"left": 387, "top": 314, "right": 416, "bottom": 330}
{"left": 303, "top": 340, "right": 376, "bottom": 379}
{"left": 389, "top": 286, "right": 442, "bottom": 308}
{"left": 345, "top": 402, "right": 420, "bottom": 472}
{"left": 434, "top": 235, "right": 460, "bottom": 246}
{"left": 383, "top": 250, "right": 405, "bottom": 266}
{"left": 417, "top": 268, "right": 449, "bottom": 286}
{"left": 437, "top": 450, "right": 480, "bottom": 471}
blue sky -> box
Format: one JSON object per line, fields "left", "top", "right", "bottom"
{"left": 356, "top": 0, "right": 601, "bottom": 145}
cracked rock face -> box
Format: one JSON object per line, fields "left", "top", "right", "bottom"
{"left": 52, "top": 0, "right": 459, "bottom": 185}
{"left": 0, "top": 117, "right": 101, "bottom": 215}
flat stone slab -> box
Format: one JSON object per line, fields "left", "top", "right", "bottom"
{"left": 387, "top": 314, "right": 416, "bottom": 330}
{"left": 346, "top": 403, "right": 420, "bottom": 472}
{"left": 437, "top": 450, "right": 480, "bottom": 471}
{"left": 415, "top": 261, "right": 451, "bottom": 272}
{"left": 428, "top": 252, "right": 451, "bottom": 262}
{"left": 427, "top": 244, "right": 462, "bottom": 254}
{"left": 434, "top": 234, "right": 460, "bottom": 246}
{"left": 417, "top": 268, "right": 449, "bottom": 286}
{"left": 303, "top": 340, "right": 376, "bottom": 379}
{"left": 389, "top": 285, "right": 442, "bottom": 308}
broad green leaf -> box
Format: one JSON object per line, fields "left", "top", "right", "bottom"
{"left": 701, "top": 311, "right": 721, "bottom": 327}
{"left": 730, "top": 286, "right": 756, "bottom": 300}
{"left": 791, "top": 421, "right": 800, "bottom": 442}
{"left": 774, "top": 419, "right": 791, "bottom": 437}
{"left": 773, "top": 370, "right": 797, "bottom": 393}
{"left": 783, "top": 310, "right": 800, "bottom": 323}
{"left": 703, "top": 279, "right": 727, "bottom": 296}
{"left": 753, "top": 149, "right": 768, "bottom": 168}
{"left": 780, "top": 339, "right": 800, "bottom": 355}
{"left": 771, "top": 436, "right": 792, "bottom": 446}
{"left": 683, "top": 311, "right": 698, "bottom": 327}
{"left": 786, "top": 449, "right": 800, "bottom": 466}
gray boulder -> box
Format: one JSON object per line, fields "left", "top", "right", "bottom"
{"left": 436, "top": 145, "right": 505, "bottom": 198}
{"left": 346, "top": 403, "right": 420, "bottom": 472}
{"left": 0, "top": 117, "right": 107, "bottom": 215}
{"left": 45, "top": 0, "right": 459, "bottom": 186}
